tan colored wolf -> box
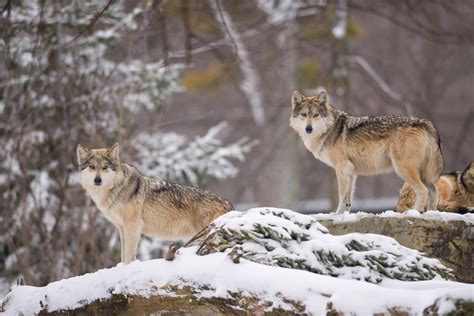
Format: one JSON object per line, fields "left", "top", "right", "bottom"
{"left": 396, "top": 161, "right": 474, "bottom": 213}
{"left": 290, "top": 90, "right": 443, "bottom": 214}
{"left": 77, "top": 143, "right": 233, "bottom": 264}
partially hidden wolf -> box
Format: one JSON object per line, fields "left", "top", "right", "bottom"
{"left": 396, "top": 161, "right": 474, "bottom": 213}
{"left": 290, "top": 90, "right": 443, "bottom": 214}
{"left": 77, "top": 143, "right": 233, "bottom": 264}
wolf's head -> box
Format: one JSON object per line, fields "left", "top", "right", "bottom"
{"left": 289, "top": 90, "right": 332, "bottom": 135}
{"left": 76, "top": 143, "right": 122, "bottom": 189}
{"left": 462, "top": 160, "right": 474, "bottom": 193}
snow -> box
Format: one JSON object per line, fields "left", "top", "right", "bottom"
{"left": 2, "top": 207, "right": 472, "bottom": 314}
{"left": 313, "top": 209, "right": 474, "bottom": 224}
{"left": 1, "top": 246, "right": 472, "bottom": 315}
{"left": 332, "top": 0, "right": 347, "bottom": 39}
{"left": 0, "top": 278, "right": 9, "bottom": 300}
{"left": 197, "top": 208, "right": 452, "bottom": 283}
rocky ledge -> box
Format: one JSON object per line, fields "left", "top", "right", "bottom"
{"left": 314, "top": 210, "right": 474, "bottom": 283}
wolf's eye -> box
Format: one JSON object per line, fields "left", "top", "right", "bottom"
{"left": 301, "top": 113, "right": 307, "bottom": 117}
{"left": 89, "top": 165, "right": 95, "bottom": 170}
{"left": 102, "top": 166, "right": 108, "bottom": 171}
{"left": 313, "top": 113, "right": 319, "bottom": 118}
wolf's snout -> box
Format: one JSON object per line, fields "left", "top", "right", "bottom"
{"left": 94, "top": 176, "right": 102, "bottom": 186}
{"left": 305, "top": 126, "right": 313, "bottom": 134}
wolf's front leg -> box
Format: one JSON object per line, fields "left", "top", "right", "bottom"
{"left": 118, "top": 226, "right": 125, "bottom": 263}
{"left": 122, "top": 225, "right": 142, "bottom": 264}
{"left": 335, "top": 165, "right": 355, "bottom": 214}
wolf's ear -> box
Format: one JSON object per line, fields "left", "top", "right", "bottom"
{"left": 76, "top": 145, "right": 90, "bottom": 165}
{"left": 107, "top": 143, "right": 120, "bottom": 160}
{"left": 291, "top": 91, "right": 305, "bottom": 110}
{"left": 317, "top": 90, "right": 328, "bottom": 105}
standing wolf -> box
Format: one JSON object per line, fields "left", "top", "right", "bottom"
{"left": 77, "top": 143, "right": 233, "bottom": 264}
{"left": 290, "top": 90, "right": 443, "bottom": 214}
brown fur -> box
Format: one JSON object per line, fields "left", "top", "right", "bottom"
{"left": 289, "top": 90, "right": 444, "bottom": 213}
{"left": 77, "top": 143, "right": 233, "bottom": 264}
{"left": 396, "top": 161, "right": 474, "bottom": 213}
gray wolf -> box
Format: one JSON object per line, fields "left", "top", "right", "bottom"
{"left": 396, "top": 161, "right": 474, "bottom": 213}
{"left": 77, "top": 143, "right": 233, "bottom": 264}
{"left": 289, "top": 90, "right": 443, "bottom": 214}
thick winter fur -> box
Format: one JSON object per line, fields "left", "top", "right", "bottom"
{"left": 77, "top": 143, "right": 233, "bottom": 264}
{"left": 289, "top": 90, "right": 443, "bottom": 214}
{"left": 396, "top": 161, "right": 474, "bottom": 213}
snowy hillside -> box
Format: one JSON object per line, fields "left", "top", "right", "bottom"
{"left": 1, "top": 208, "right": 473, "bottom": 315}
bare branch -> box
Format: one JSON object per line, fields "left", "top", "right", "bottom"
{"left": 348, "top": 55, "right": 413, "bottom": 115}
{"left": 61, "top": 0, "right": 116, "bottom": 49}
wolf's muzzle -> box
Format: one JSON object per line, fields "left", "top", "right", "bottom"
{"left": 94, "top": 176, "right": 102, "bottom": 186}
{"left": 305, "top": 126, "right": 313, "bottom": 134}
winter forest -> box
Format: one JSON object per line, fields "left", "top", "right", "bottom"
{"left": 1, "top": 0, "right": 473, "bottom": 314}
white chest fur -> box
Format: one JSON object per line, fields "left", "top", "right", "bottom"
{"left": 85, "top": 186, "right": 124, "bottom": 226}
{"left": 300, "top": 132, "right": 333, "bottom": 167}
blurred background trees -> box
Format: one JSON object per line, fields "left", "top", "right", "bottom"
{"left": 1, "top": 0, "right": 473, "bottom": 290}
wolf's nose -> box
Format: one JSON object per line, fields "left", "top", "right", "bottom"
{"left": 94, "top": 176, "right": 102, "bottom": 186}
{"left": 305, "top": 126, "right": 313, "bottom": 134}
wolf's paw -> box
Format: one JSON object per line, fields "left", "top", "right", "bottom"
{"left": 335, "top": 207, "right": 351, "bottom": 215}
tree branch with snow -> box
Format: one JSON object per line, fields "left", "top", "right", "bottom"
{"left": 209, "top": 0, "right": 265, "bottom": 126}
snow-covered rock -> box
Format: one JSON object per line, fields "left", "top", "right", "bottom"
{"left": 1, "top": 208, "right": 472, "bottom": 315}
{"left": 2, "top": 246, "right": 473, "bottom": 315}
{"left": 314, "top": 210, "right": 474, "bottom": 283}
{"left": 191, "top": 208, "right": 453, "bottom": 283}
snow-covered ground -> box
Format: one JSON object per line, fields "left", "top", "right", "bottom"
{"left": 236, "top": 197, "right": 400, "bottom": 213}
{"left": 313, "top": 209, "right": 474, "bottom": 224}
{"left": 2, "top": 208, "right": 473, "bottom": 315}
{"left": 1, "top": 246, "right": 472, "bottom": 315}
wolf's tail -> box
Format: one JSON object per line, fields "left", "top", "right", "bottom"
{"left": 422, "top": 122, "right": 444, "bottom": 185}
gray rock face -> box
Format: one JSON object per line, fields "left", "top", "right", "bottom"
{"left": 315, "top": 214, "right": 474, "bottom": 283}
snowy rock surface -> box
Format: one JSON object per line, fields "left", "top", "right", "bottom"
{"left": 1, "top": 208, "right": 472, "bottom": 315}
{"left": 314, "top": 210, "right": 474, "bottom": 282}
{"left": 1, "top": 246, "right": 473, "bottom": 315}
{"left": 192, "top": 208, "right": 453, "bottom": 283}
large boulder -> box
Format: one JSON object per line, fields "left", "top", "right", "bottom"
{"left": 190, "top": 208, "right": 453, "bottom": 283}
{"left": 313, "top": 210, "right": 474, "bottom": 283}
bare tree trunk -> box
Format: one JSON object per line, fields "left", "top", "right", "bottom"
{"left": 282, "top": 18, "right": 301, "bottom": 210}
{"left": 329, "top": 0, "right": 349, "bottom": 212}
{"left": 257, "top": 15, "right": 300, "bottom": 209}
{"left": 181, "top": 0, "right": 192, "bottom": 65}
